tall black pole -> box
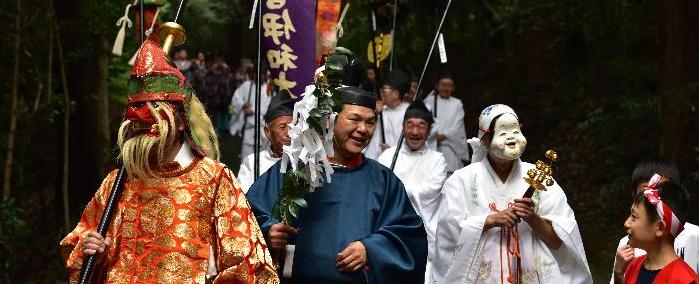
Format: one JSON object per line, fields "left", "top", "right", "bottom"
{"left": 78, "top": 0, "right": 190, "bottom": 282}
{"left": 253, "top": 0, "right": 262, "bottom": 180}
{"left": 389, "top": 0, "right": 452, "bottom": 170}
{"left": 369, "top": 9, "right": 386, "bottom": 144}
{"left": 77, "top": 165, "right": 126, "bottom": 284}
{"left": 388, "top": 0, "right": 398, "bottom": 71}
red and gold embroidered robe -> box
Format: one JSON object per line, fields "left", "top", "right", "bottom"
{"left": 60, "top": 157, "right": 279, "bottom": 284}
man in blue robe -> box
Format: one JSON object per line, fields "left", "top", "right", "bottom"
{"left": 246, "top": 86, "right": 428, "bottom": 284}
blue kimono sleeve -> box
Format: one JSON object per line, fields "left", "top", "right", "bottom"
{"left": 360, "top": 170, "right": 428, "bottom": 284}
{"left": 245, "top": 161, "right": 283, "bottom": 242}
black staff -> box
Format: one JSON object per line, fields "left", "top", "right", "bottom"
{"left": 253, "top": 0, "right": 263, "bottom": 179}
{"left": 77, "top": 0, "right": 189, "bottom": 282}
{"left": 388, "top": 0, "right": 398, "bottom": 71}
{"left": 77, "top": 165, "right": 127, "bottom": 284}
{"left": 389, "top": 0, "right": 452, "bottom": 170}
{"left": 368, "top": 7, "right": 386, "bottom": 144}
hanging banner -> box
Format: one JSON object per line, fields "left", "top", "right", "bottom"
{"left": 367, "top": 33, "right": 392, "bottom": 67}
{"left": 262, "top": 0, "right": 316, "bottom": 98}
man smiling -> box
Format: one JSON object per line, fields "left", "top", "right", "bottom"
{"left": 365, "top": 70, "right": 411, "bottom": 159}
{"left": 422, "top": 72, "right": 469, "bottom": 174}
{"left": 238, "top": 90, "right": 294, "bottom": 193}
{"left": 247, "top": 86, "right": 428, "bottom": 283}
{"left": 377, "top": 100, "right": 447, "bottom": 284}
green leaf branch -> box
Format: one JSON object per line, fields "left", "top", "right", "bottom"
{"left": 271, "top": 63, "right": 340, "bottom": 225}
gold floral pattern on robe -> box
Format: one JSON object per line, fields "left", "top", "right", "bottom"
{"left": 60, "top": 157, "right": 279, "bottom": 284}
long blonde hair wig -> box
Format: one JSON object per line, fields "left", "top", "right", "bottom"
{"left": 117, "top": 94, "right": 219, "bottom": 179}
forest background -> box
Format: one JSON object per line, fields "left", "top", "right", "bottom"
{"left": 0, "top": 0, "right": 697, "bottom": 282}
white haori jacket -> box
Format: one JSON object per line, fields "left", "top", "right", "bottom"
{"left": 378, "top": 144, "right": 448, "bottom": 284}
{"left": 423, "top": 93, "right": 470, "bottom": 172}
{"left": 229, "top": 81, "right": 271, "bottom": 140}
{"left": 237, "top": 149, "right": 280, "bottom": 194}
{"left": 433, "top": 159, "right": 591, "bottom": 284}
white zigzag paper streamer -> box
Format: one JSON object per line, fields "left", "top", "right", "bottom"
{"left": 280, "top": 84, "right": 335, "bottom": 190}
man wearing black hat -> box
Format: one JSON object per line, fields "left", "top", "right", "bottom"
{"left": 377, "top": 100, "right": 447, "bottom": 284}
{"left": 247, "top": 85, "right": 428, "bottom": 283}
{"left": 365, "top": 69, "right": 412, "bottom": 159}
{"left": 423, "top": 72, "right": 470, "bottom": 174}
{"left": 238, "top": 91, "right": 295, "bottom": 193}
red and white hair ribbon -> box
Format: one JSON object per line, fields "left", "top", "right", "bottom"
{"left": 643, "top": 173, "right": 685, "bottom": 237}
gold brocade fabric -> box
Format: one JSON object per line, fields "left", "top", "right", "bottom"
{"left": 60, "top": 157, "right": 279, "bottom": 284}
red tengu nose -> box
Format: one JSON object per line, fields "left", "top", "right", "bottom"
{"left": 125, "top": 104, "right": 157, "bottom": 124}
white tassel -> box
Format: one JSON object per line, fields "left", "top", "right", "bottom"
{"left": 144, "top": 7, "right": 160, "bottom": 38}
{"left": 336, "top": 2, "right": 351, "bottom": 39}
{"left": 128, "top": 50, "right": 138, "bottom": 66}
{"left": 128, "top": 38, "right": 141, "bottom": 66}
{"left": 112, "top": 23, "right": 128, "bottom": 56}
{"left": 112, "top": 4, "right": 133, "bottom": 56}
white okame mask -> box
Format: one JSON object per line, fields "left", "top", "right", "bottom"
{"left": 489, "top": 113, "right": 527, "bottom": 160}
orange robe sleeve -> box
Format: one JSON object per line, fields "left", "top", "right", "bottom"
{"left": 212, "top": 167, "right": 279, "bottom": 284}
{"left": 59, "top": 170, "right": 119, "bottom": 283}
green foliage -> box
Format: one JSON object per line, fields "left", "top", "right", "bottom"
{"left": 0, "top": 199, "right": 28, "bottom": 275}
{"left": 272, "top": 170, "right": 309, "bottom": 224}
{"left": 109, "top": 54, "right": 134, "bottom": 104}
{"left": 272, "top": 63, "right": 338, "bottom": 225}
{"left": 173, "top": 0, "right": 248, "bottom": 55}
{"left": 82, "top": 0, "right": 124, "bottom": 36}
{"left": 0, "top": 199, "right": 27, "bottom": 250}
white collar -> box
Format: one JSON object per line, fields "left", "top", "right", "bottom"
{"left": 436, "top": 93, "right": 450, "bottom": 99}
{"left": 401, "top": 141, "right": 429, "bottom": 155}
{"left": 484, "top": 158, "right": 521, "bottom": 187}
{"left": 385, "top": 101, "right": 409, "bottom": 111}
{"left": 174, "top": 140, "right": 195, "bottom": 168}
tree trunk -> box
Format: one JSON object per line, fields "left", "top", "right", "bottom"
{"left": 52, "top": 3, "right": 72, "bottom": 233}
{"left": 47, "top": 7, "right": 54, "bottom": 104}
{"left": 56, "top": 0, "right": 113, "bottom": 206}
{"left": 516, "top": 27, "right": 554, "bottom": 87}
{"left": 65, "top": 33, "right": 112, "bottom": 207}
{"left": 3, "top": 0, "right": 22, "bottom": 200}
{"left": 82, "top": 34, "right": 112, "bottom": 179}
{"left": 657, "top": 0, "right": 699, "bottom": 169}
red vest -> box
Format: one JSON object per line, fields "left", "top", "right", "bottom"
{"left": 624, "top": 255, "right": 699, "bottom": 284}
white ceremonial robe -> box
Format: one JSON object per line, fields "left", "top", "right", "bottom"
{"left": 433, "top": 159, "right": 592, "bottom": 284}
{"left": 229, "top": 80, "right": 271, "bottom": 158}
{"left": 423, "top": 92, "right": 470, "bottom": 173}
{"left": 237, "top": 149, "right": 280, "bottom": 194}
{"left": 378, "top": 144, "right": 448, "bottom": 284}
{"left": 608, "top": 222, "right": 699, "bottom": 283}
{"left": 365, "top": 102, "right": 410, "bottom": 159}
